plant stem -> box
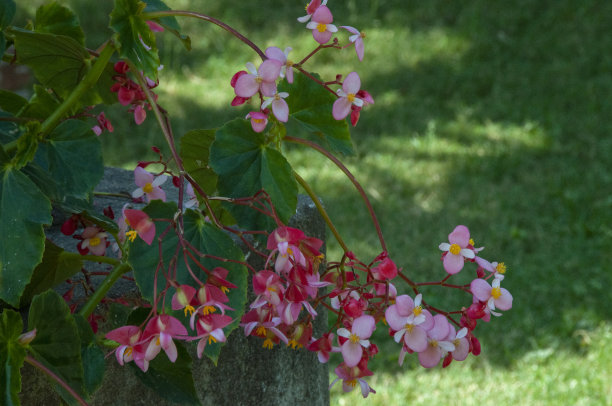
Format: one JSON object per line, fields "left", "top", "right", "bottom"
{"left": 293, "top": 171, "right": 349, "bottom": 253}
{"left": 62, "top": 251, "right": 121, "bottom": 266}
{"left": 40, "top": 43, "right": 115, "bottom": 137}
{"left": 142, "top": 10, "right": 266, "bottom": 61}
{"left": 78, "top": 262, "right": 131, "bottom": 318}
{"left": 285, "top": 136, "right": 388, "bottom": 253}
{"left": 25, "top": 355, "right": 90, "bottom": 406}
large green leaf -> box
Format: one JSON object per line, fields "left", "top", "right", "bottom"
{"left": 0, "top": 309, "right": 26, "bottom": 406}
{"left": 28, "top": 290, "right": 85, "bottom": 403}
{"left": 0, "top": 159, "right": 52, "bottom": 307}
{"left": 10, "top": 28, "right": 89, "bottom": 98}
{"left": 19, "top": 239, "right": 83, "bottom": 306}
{"left": 128, "top": 201, "right": 248, "bottom": 363}
{"left": 0, "top": 90, "right": 27, "bottom": 116}
{"left": 110, "top": 0, "right": 160, "bottom": 80}
{"left": 280, "top": 71, "right": 354, "bottom": 155}
{"left": 143, "top": 0, "right": 191, "bottom": 50}
{"left": 73, "top": 314, "right": 105, "bottom": 397}
{"left": 0, "top": 113, "right": 20, "bottom": 144}
{"left": 37, "top": 119, "right": 103, "bottom": 198}
{"left": 17, "top": 84, "right": 61, "bottom": 120}
{"left": 34, "top": 2, "right": 84, "bottom": 45}
{"left": 0, "top": 0, "right": 15, "bottom": 30}
{"left": 180, "top": 129, "right": 218, "bottom": 196}
{"left": 209, "top": 118, "right": 298, "bottom": 230}
{"left": 130, "top": 342, "right": 200, "bottom": 406}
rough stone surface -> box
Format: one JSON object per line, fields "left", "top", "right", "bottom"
{"left": 20, "top": 168, "right": 329, "bottom": 406}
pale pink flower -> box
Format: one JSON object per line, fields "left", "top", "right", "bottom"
{"left": 307, "top": 333, "right": 339, "bottom": 363}
{"left": 265, "top": 46, "right": 295, "bottom": 83}
{"left": 330, "top": 361, "right": 376, "bottom": 398}
{"left": 184, "top": 182, "right": 198, "bottom": 208}
{"left": 470, "top": 277, "right": 513, "bottom": 312}
{"left": 132, "top": 166, "right": 167, "bottom": 202}
{"left": 438, "top": 225, "right": 475, "bottom": 274}
{"left": 251, "top": 270, "right": 285, "bottom": 308}
{"left": 446, "top": 326, "right": 470, "bottom": 361}
{"left": 333, "top": 72, "right": 364, "bottom": 120}
{"left": 297, "top": 0, "right": 327, "bottom": 23}
{"left": 306, "top": 6, "right": 338, "bottom": 44}
{"left": 341, "top": 26, "right": 365, "bottom": 61}
{"left": 190, "top": 313, "right": 233, "bottom": 359}
{"left": 79, "top": 226, "right": 108, "bottom": 256}
{"left": 247, "top": 111, "right": 269, "bottom": 133}
{"left": 123, "top": 209, "right": 156, "bottom": 245}
{"left": 261, "top": 91, "right": 289, "bottom": 122}
{"left": 141, "top": 315, "right": 188, "bottom": 367}
{"left": 418, "top": 314, "right": 455, "bottom": 368}
{"left": 337, "top": 315, "right": 375, "bottom": 367}
{"left": 234, "top": 60, "right": 282, "bottom": 98}
{"left": 385, "top": 294, "right": 431, "bottom": 353}
{"left": 105, "top": 325, "right": 145, "bottom": 368}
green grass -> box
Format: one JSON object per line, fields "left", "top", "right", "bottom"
{"left": 14, "top": 0, "right": 612, "bottom": 403}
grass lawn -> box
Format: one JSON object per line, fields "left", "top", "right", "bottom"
{"left": 15, "top": 0, "right": 612, "bottom": 404}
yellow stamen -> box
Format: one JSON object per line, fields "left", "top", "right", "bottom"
{"left": 430, "top": 340, "right": 438, "bottom": 348}
{"left": 347, "top": 93, "right": 356, "bottom": 103}
{"left": 496, "top": 262, "right": 507, "bottom": 274}
{"left": 469, "top": 238, "right": 475, "bottom": 246}
{"left": 220, "top": 286, "right": 230, "bottom": 294}
{"left": 143, "top": 182, "right": 153, "bottom": 194}
{"left": 347, "top": 379, "right": 357, "bottom": 388}
{"left": 491, "top": 287, "right": 502, "bottom": 299}
{"left": 89, "top": 237, "right": 101, "bottom": 246}
{"left": 202, "top": 305, "right": 216, "bottom": 315}
{"left": 316, "top": 23, "right": 327, "bottom": 33}
{"left": 263, "top": 338, "right": 274, "bottom": 349}
{"left": 184, "top": 305, "right": 195, "bottom": 317}
{"left": 349, "top": 333, "right": 360, "bottom": 344}
{"left": 413, "top": 305, "right": 423, "bottom": 316}
{"left": 253, "top": 118, "right": 264, "bottom": 124}
{"left": 256, "top": 326, "right": 267, "bottom": 336}
{"left": 208, "top": 336, "right": 218, "bottom": 345}
{"left": 156, "top": 336, "right": 160, "bottom": 346}
{"left": 124, "top": 347, "right": 133, "bottom": 358}
{"left": 360, "top": 31, "right": 366, "bottom": 39}
{"left": 126, "top": 230, "right": 138, "bottom": 242}
{"left": 449, "top": 243, "right": 461, "bottom": 255}
{"left": 404, "top": 324, "right": 414, "bottom": 333}
{"left": 288, "top": 339, "right": 301, "bottom": 349}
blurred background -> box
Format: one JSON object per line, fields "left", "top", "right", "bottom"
{"left": 9, "top": 0, "right": 612, "bottom": 404}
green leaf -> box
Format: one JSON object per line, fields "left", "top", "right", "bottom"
{"left": 28, "top": 290, "right": 85, "bottom": 403}
{"left": 11, "top": 121, "right": 40, "bottom": 170}
{"left": 130, "top": 342, "right": 201, "bottom": 406}
{"left": 0, "top": 166, "right": 52, "bottom": 307}
{"left": 0, "top": 112, "right": 20, "bottom": 144}
{"left": 0, "top": 90, "right": 27, "bottom": 115}
{"left": 18, "top": 84, "right": 61, "bottom": 120}
{"left": 0, "top": 0, "right": 15, "bottom": 30}
{"left": 110, "top": 0, "right": 160, "bottom": 80}
{"left": 19, "top": 239, "right": 83, "bottom": 306}
{"left": 0, "top": 309, "right": 26, "bottom": 406}
{"left": 128, "top": 201, "right": 247, "bottom": 363}
{"left": 210, "top": 118, "right": 298, "bottom": 229}
{"left": 180, "top": 129, "right": 218, "bottom": 196}
{"left": 143, "top": 0, "right": 191, "bottom": 51}
{"left": 280, "top": 71, "right": 354, "bottom": 155}
{"left": 34, "top": 2, "right": 84, "bottom": 45}
{"left": 38, "top": 119, "right": 104, "bottom": 198}
{"left": 10, "top": 28, "right": 89, "bottom": 98}
{"left": 73, "top": 314, "right": 105, "bottom": 397}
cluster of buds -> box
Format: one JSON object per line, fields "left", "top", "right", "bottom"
{"left": 110, "top": 61, "right": 158, "bottom": 125}
{"left": 229, "top": 0, "right": 373, "bottom": 133}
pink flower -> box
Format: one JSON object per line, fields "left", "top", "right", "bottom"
{"left": 418, "top": 314, "right": 455, "bottom": 368}
{"left": 78, "top": 226, "right": 108, "bottom": 256}
{"left": 385, "top": 294, "right": 431, "bottom": 353}
{"left": 446, "top": 326, "right": 470, "bottom": 361}
{"left": 438, "top": 225, "right": 475, "bottom": 274}
{"left": 247, "top": 111, "right": 269, "bottom": 133}
{"left": 141, "top": 315, "right": 188, "bottom": 367}
{"left": 470, "top": 278, "right": 513, "bottom": 313}
{"left": 333, "top": 72, "right": 364, "bottom": 120}
{"left": 251, "top": 270, "right": 285, "bottom": 308}
{"left": 297, "top": 0, "right": 327, "bottom": 23}
{"left": 234, "top": 60, "right": 282, "bottom": 98}
{"left": 124, "top": 209, "right": 156, "bottom": 245}
{"left": 171, "top": 284, "right": 197, "bottom": 317}
{"left": 341, "top": 26, "right": 365, "bottom": 61}
{"left": 92, "top": 112, "right": 113, "bottom": 136}
{"left": 105, "top": 325, "right": 145, "bottom": 368}
{"left": 261, "top": 91, "right": 289, "bottom": 122}
{"left": 265, "top": 46, "right": 295, "bottom": 83}
{"left": 371, "top": 257, "right": 398, "bottom": 281}
{"left": 132, "top": 166, "right": 167, "bottom": 202}
{"left": 307, "top": 333, "right": 339, "bottom": 363}
{"left": 306, "top": 5, "right": 338, "bottom": 44}
{"left": 330, "top": 360, "right": 376, "bottom": 398}
{"left": 190, "top": 313, "right": 233, "bottom": 358}
{"left": 184, "top": 182, "right": 198, "bottom": 208}
{"left": 240, "top": 306, "right": 288, "bottom": 349}
{"left": 337, "top": 315, "right": 376, "bottom": 367}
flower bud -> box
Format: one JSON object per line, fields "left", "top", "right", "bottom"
{"left": 18, "top": 329, "right": 37, "bottom": 346}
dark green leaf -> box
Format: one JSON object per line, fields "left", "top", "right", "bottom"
{"left": 130, "top": 342, "right": 201, "bottom": 406}
{"left": 42, "top": 119, "right": 104, "bottom": 198}
{"left": 210, "top": 118, "right": 298, "bottom": 229}
{"left": 280, "top": 71, "right": 354, "bottom": 155}
{"left": 0, "top": 0, "right": 15, "bottom": 30}
{"left": 143, "top": 0, "right": 191, "bottom": 51}
{"left": 110, "top": 0, "right": 160, "bottom": 80}
{"left": 34, "top": 2, "right": 84, "bottom": 45}
{"left": 73, "top": 314, "right": 105, "bottom": 397}
{"left": 0, "top": 166, "right": 51, "bottom": 307}
{"left": 0, "top": 112, "right": 20, "bottom": 144}
{"left": 18, "top": 84, "right": 61, "bottom": 120}
{"left": 0, "top": 90, "right": 27, "bottom": 115}
{"left": 10, "top": 28, "right": 89, "bottom": 98}
{"left": 19, "top": 239, "right": 83, "bottom": 306}
{"left": 128, "top": 201, "right": 247, "bottom": 363}
{"left": 28, "top": 290, "right": 85, "bottom": 402}
{"left": 180, "top": 129, "right": 218, "bottom": 197}
{"left": 0, "top": 309, "right": 25, "bottom": 406}
{"left": 11, "top": 121, "right": 40, "bottom": 170}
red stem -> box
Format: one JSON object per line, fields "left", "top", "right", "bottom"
{"left": 25, "top": 355, "right": 90, "bottom": 406}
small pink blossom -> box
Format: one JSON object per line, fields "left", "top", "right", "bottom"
{"left": 297, "top": 0, "right": 327, "bottom": 23}
{"left": 330, "top": 360, "right": 376, "bottom": 398}
{"left": 307, "top": 333, "right": 339, "bottom": 363}
{"left": 171, "top": 284, "right": 197, "bottom": 317}
{"left": 78, "top": 227, "right": 108, "bottom": 256}
{"left": 261, "top": 91, "right": 289, "bottom": 122}
{"left": 446, "top": 326, "right": 470, "bottom": 361}
{"left": 247, "top": 111, "right": 269, "bottom": 133}
{"left": 123, "top": 209, "right": 156, "bottom": 245}
{"left": 333, "top": 72, "right": 364, "bottom": 121}
{"left": 341, "top": 26, "right": 365, "bottom": 61}
{"left": 141, "top": 315, "right": 188, "bottom": 368}
{"left": 470, "top": 277, "right": 513, "bottom": 313}
{"left": 418, "top": 314, "right": 455, "bottom": 368}
{"left": 92, "top": 112, "right": 113, "bottom": 136}
{"left": 265, "top": 46, "right": 295, "bottom": 83}
{"left": 337, "top": 315, "right": 375, "bottom": 367}
{"left": 184, "top": 182, "right": 198, "bottom": 208}
{"left": 234, "top": 60, "right": 282, "bottom": 98}
{"left": 190, "top": 313, "right": 233, "bottom": 358}
{"left": 438, "top": 225, "right": 475, "bottom": 274}
{"left": 132, "top": 166, "right": 167, "bottom": 202}
{"left": 305, "top": 5, "right": 338, "bottom": 44}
